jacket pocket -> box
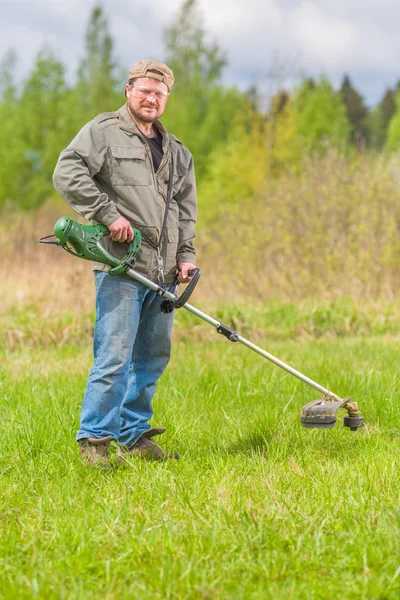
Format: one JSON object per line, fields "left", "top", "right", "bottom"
{"left": 169, "top": 153, "right": 190, "bottom": 194}
{"left": 110, "top": 146, "right": 149, "bottom": 186}
{"left": 164, "top": 226, "right": 179, "bottom": 279}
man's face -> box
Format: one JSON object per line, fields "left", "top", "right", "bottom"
{"left": 125, "top": 77, "right": 169, "bottom": 124}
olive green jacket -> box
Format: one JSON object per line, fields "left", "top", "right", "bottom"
{"left": 52, "top": 103, "right": 197, "bottom": 283}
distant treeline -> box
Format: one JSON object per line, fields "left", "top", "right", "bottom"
{"left": 1, "top": 0, "right": 400, "bottom": 212}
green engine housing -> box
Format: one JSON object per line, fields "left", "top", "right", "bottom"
{"left": 53, "top": 217, "right": 141, "bottom": 275}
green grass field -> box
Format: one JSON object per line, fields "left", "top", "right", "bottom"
{"left": 1, "top": 308, "right": 400, "bottom": 599}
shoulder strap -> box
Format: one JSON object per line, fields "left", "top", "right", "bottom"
{"left": 159, "top": 153, "right": 174, "bottom": 246}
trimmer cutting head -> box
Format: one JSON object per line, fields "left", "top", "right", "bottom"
{"left": 300, "top": 396, "right": 364, "bottom": 431}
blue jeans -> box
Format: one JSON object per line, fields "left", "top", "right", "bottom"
{"left": 77, "top": 271, "right": 174, "bottom": 447}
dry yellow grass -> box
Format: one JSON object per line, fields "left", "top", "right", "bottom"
{"left": 199, "top": 151, "right": 400, "bottom": 301}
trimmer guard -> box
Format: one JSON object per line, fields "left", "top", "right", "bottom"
{"left": 301, "top": 396, "right": 364, "bottom": 430}
{"left": 300, "top": 396, "right": 348, "bottom": 429}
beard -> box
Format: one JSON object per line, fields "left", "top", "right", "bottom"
{"left": 129, "top": 104, "right": 162, "bottom": 124}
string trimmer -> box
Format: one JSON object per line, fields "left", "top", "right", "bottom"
{"left": 40, "top": 216, "right": 365, "bottom": 431}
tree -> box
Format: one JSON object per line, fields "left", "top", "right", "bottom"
{"left": 17, "top": 47, "right": 67, "bottom": 208}
{"left": 198, "top": 110, "right": 267, "bottom": 224}
{"left": 367, "top": 88, "right": 397, "bottom": 149}
{"left": 77, "top": 5, "right": 120, "bottom": 118}
{"left": 386, "top": 90, "right": 400, "bottom": 151}
{"left": 164, "top": 0, "right": 226, "bottom": 89}
{"left": 162, "top": 0, "right": 247, "bottom": 178}
{"left": 0, "top": 47, "right": 67, "bottom": 210}
{"left": 270, "top": 90, "right": 290, "bottom": 116}
{"left": 0, "top": 48, "right": 17, "bottom": 103}
{"left": 0, "top": 49, "right": 20, "bottom": 209}
{"left": 270, "top": 76, "right": 350, "bottom": 171}
{"left": 0, "top": 6, "right": 124, "bottom": 211}
{"left": 340, "top": 75, "right": 369, "bottom": 146}
{"left": 296, "top": 78, "right": 350, "bottom": 145}
{"left": 380, "top": 89, "right": 397, "bottom": 131}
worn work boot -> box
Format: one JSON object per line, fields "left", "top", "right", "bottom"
{"left": 117, "top": 428, "right": 179, "bottom": 462}
{"left": 79, "top": 435, "right": 113, "bottom": 467}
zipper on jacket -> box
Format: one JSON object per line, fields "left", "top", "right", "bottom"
{"left": 134, "top": 153, "right": 174, "bottom": 285}
{"left": 121, "top": 119, "right": 173, "bottom": 284}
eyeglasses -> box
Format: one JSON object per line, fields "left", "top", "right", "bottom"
{"left": 130, "top": 85, "right": 169, "bottom": 100}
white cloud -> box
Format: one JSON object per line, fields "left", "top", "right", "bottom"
{"left": 1, "top": 0, "right": 399, "bottom": 104}
{"left": 199, "top": 0, "right": 400, "bottom": 102}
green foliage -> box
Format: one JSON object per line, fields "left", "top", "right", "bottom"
{"left": 386, "top": 90, "right": 400, "bottom": 151}
{"left": 0, "top": 6, "right": 123, "bottom": 211}
{"left": 367, "top": 107, "right": 387, "bottom": 150}
{"left": 198, "top": 109, "right": 267, "bottom": 221}
{"left": 263, "top": 77, "right": 350, "bottom": 174}
{"left": 199, "top": 77, "right": 351, "bottom": 220}
{"left": 0, "top": 47, "right": 67, "bottom": 210}
{"left": 380, "top": 88, "right": 397, "bottom": 130}
{"left": 0, "top": 50, "right": 21, "bottom": 209}
{"left": 293, "top": 76, "right": 351, "bottom": 151}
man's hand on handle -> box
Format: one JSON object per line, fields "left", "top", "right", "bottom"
{"left": 178, "top": 262, "right": 196, "bottom": 284}
{"left": 108, "top": 219, "right": 195, "bottom": 283}
{"left": 108, "top": 216, "right": 134, "bottom": 243}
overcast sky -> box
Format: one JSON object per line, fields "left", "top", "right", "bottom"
{"left": 1, "top": 0, "right": 399, "bottom": 106}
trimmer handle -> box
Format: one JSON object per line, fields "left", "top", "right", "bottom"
{"left": 174, "top": 268, "right": 202, "bottom": 308}
{"left": 161, "top": 268, "right": 201, "bottom": 313}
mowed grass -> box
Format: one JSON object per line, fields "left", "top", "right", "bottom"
{"left": 1, "top": 325, "right": 400, "bottom": 599}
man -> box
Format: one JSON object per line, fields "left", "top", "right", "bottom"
{"left": 53, "top": 59, "right": 197, "bottom": 466}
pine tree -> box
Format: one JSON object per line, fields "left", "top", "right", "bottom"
{"left": 270, "top": 90, "right": 289, "bottom": 116}
{"left": 77, "top": 5, "right": 119, "bottom": 118}
{"left": 367, "top": 88, "right": 396, "bottom": 149}
{"left": 340, "top": 75, "right": 369, "bottom": 146}
{"left": 18, "top": 47, "right": 67, "bottom": 208}
{"left": 0, "top": 48, "right": 17, "bottom": 103}
{"left": 164, "top": 0, "right": 226, "bottom": 89}
{"left": 0, "top": 49, "right": 20, "bottom": 209}
{"left": 0, "top": 47, "right": 67, "bottom": 209}
{"left": 162, "top": 0, "right": 248, "bottom": 178}
{"left": 380, "top": 89, "right": 397, "bottom": 130}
